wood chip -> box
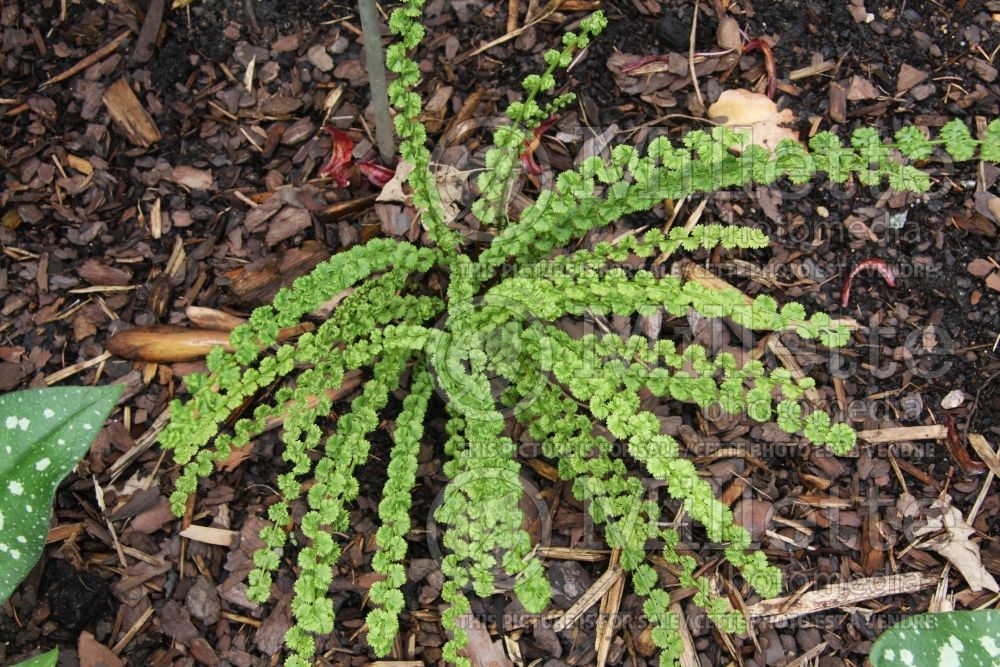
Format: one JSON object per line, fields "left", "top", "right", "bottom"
{"left": 168, "top": 164, "right": 213, "bottom": 189}
{"left": 967, "top": 258, "right": 996, "bottom": 277}
{"left": 828, "top": 81, "right": 847, "bottom": 124}
{"left": 180, "top": 525, "right": 238, "bottom": 546}
{"left": 537, "top": 546, "right": 610, "bottom": 561}
{"left": 846, "top": 75, "right": 879, "bottom": 100}
{"left": 789, "top": 61, "right": 834, "bottom": 80}
{"left": 102, "top": 79, "right": 162, "bottom": 147}
{"left": 968, "top": 434, "right": 1000, "bottom": 478}
{"left": 897, "top": 63, "right": 929, "bottom": 94}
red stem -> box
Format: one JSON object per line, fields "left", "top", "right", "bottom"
{"left": 520, "top": 115, "right": 561, "bottom": 176}
{"left": 743, "top": 38, "right": 777, "bottom": 99}
{"left": 841, "top": 259, "right": 896, "bottom": 308}
{"left": 943, "top": 415, "right": 988, "bottom": 476}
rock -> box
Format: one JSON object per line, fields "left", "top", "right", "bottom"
{"left": 547, "top": 561, "right": 591, "bottom": 609}
{"left": 759, "top": 627, "right": 787, "bottom": 665}
{"left": 635, "top": 624, "right": 657, "bottom": 656}
{"left": 965, "top": 257, "right": 996, "bottom": 278}
{"left": 330, "top": 34, "right": 350, "bottom": 55}
{"left": 796, "top": 626, "right": 822, "bottom": 651}
{"left": 848, "top": 0, "right": 872, "bottom": 23}
{"left": 657, "top": 15, "right": 689, "bottom": 50}
{"left": 941, "top": 390, "right": 966, "bottom": 410}
{"left": 533, "top": 621, "right": 563, "bottom": 658}
{"left": 307, "top": 44, "right": 334, "bottom": 72}
{"left": 910, "top": 83, "right": 935, "bottom": 100}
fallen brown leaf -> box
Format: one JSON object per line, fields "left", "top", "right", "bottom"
{"left": 707, "top": 89, "right": 799, "bottom": 151}
{"left": 913, "top": 497, "right": 999, "bottom": 593}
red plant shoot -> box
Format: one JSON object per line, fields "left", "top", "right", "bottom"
{"left": 358, "top": 161, "right": 395, "bottom": 188}
{"left": 743, "top": 38, "right": 777, "bottom": 99}
{"left": 320, "top": 127, "right": 354, "bottom": 187}
{"left": 943, "top": 414, "right": 988, "bottom": 476}
{"left": 841, "top": 258, "right": 896, "bottom": 308}
{"left": 521, "top": 115, "right": 561, "bottom": 176}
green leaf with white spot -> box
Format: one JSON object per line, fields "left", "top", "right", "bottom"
{"left": 870, "top": 610, "right": 1000, "bottom": 667}
{"left": 0, "top": 385, "right": 122, "bottom": 603}
{"left": 11, "top": 649, "right": 59, "bottom": 667}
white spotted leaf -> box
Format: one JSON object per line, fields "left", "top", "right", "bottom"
{"left": 0, "top": 386, "right": 122, "bottom": 603}
{"left": 10, "top": 648, "right": 59, "bottom": 667}
{"left": 870, "top": 610, "right": 1000, "bottom": 667}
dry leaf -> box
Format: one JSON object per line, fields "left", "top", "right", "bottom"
{"left": 707, "top": 89, "right": 799, "bottom": 152}
{"left": 376, "top": 160, "right": 416, "bottom": 204}
{"left": 378, "top": 160, "right": 467, "bottom": 227}
{"left": 457, "top": 614, "right": 513, "bottom": 667}
{"left": 913, "top": 497, "right": 999, "bottom": 593}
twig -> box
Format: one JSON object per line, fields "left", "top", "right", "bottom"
{"left": 857, "top": 424, "right": 948, "bottom": 443}
{"left": 748, "top": 571, "right": 939, "bottom": 623}
{"left": 689, "top": 0, "right": 705, "bottom": 114}
{"left": 552, "top": 561, "right": 623, "bottom": 632}
{"left": 358, "top": 0, "right": 396, "bottom": 165}
{"left": 44, "top": 351, "right": 112, "bottom": 385}
{"left": 595, "top": 548, "right": 625, "bottom": 667}
{"left": 111, "top": 606, "right": 154, "bottom": 655}
{"left": 130, "top": 0, "right": 165, "bottom": 65}
{"left": 460, "top": 0, "right": 562, "bottom": 61}
{"left": 40, "top": 30, "right": 131, "bottom": 89}
{"left": 243, "top": 0, "right": 260, "bottom": 34}
{"left": 507, "top": 0, "right": 520, "bottom": 33}
{"left": 669, "top": 602, "right": 700, "bottom": 667}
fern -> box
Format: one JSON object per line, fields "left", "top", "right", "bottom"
{"left": 153, "top": 3, "right": 1000, "bottom": 666}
